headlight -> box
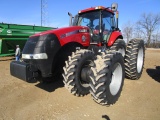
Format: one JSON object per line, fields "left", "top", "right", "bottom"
{"left": 22, "top": 53, "right": 48, "bottom": 59}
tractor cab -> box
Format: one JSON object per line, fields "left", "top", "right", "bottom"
{"left": 71, "top": 3, "right": 119, "bottom": 45}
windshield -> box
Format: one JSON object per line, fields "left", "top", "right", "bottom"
{"left": 72, "top": 10, "right": 114, "bottom": 43}
{"left": 73, "top": 11, "right": 100, "bottom": 30}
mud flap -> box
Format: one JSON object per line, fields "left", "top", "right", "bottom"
{"left": 10, "top": 61, "right": 36, "bottom": 82}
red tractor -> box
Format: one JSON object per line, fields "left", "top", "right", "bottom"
{"left": 10, "top": 3, "right": 145, "bottom": 105}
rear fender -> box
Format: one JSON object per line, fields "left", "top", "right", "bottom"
{"left": 107, "top": 31, "right": 123, "bottom": 46}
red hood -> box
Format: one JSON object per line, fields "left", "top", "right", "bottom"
{"left": 31, "top": 26, "right": 89, "bottom": 37}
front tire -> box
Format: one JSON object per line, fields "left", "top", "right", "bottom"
{"left": 125, "top": 39, "right": 145, "bottom": 80}
{"left": 63, "top": 49, "right": 95, "bottom": 96}
{"left": 89, "top": 52, "right": 125, "bottom": 105}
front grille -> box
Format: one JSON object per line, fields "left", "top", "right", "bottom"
{"left": 23, "top": 36, "right": 40, "bottom": 54}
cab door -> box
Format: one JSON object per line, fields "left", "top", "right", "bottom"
{"left": 102, "top": 11, "right": 116, "bottom": 43}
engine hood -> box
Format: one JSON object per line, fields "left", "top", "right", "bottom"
{"left": 31, "top": 26, "right": 89, "bottom": 38}
{"left": 29, "top": 26, "right": 90, "bottom": 47}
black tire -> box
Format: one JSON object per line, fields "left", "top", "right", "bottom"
{"left": 125, "top": 39, "right": 145, "bottom": 80}
{"left": 108, "top": 39, "right": 126, "bottom": 57}
{"left": 63, "top": 49, "right": 95, "bottom": 96}
{"left": 89, "top": 52, "right": 125, "bottom": 105}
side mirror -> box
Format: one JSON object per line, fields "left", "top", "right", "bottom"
{"left": 111, "top": 3, "right": 118, "bottom": 12}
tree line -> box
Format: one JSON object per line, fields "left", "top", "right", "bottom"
{"left": 122, "top": 13, "right": 160, "bottom": 48}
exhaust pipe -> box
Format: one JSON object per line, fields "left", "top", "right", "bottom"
{"left": 68, "top": 12, "right": 73, "bottom": 26}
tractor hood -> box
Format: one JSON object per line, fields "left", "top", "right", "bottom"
{"left": 31, "top": 26, "right": 89, "bottom": 39}
{"left": 30, "top": 26, "right": 90, "bottom": 46}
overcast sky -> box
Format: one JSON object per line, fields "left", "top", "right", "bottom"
{"left": 0, "top": 0, "right": 159, "bottom": 29}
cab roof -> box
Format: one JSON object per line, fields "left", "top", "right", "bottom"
{"left": 78, "top": 6, "right": 114, "bottom": 14}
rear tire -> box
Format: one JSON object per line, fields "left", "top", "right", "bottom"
{"left": 125, "top": 39, "right": 145, "bottom": 80}
{"left": 108, "top": 39, "right": 126, "bottom": 57}
{"left": 63, "top": 49, "right": 95, "bottom": 96}
{"left": 89, "top": 52, "right": 125, "bottom": 105}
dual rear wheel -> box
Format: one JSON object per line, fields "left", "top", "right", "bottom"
{"left": 125, "top": 39, "right": 145, "bottom": 79}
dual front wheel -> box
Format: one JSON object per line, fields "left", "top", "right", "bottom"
{"left": 62, "top": 49, "right": 94, "bottom": 96}
{"left": 63, "top": 49, "right": 125, "bottom": 105}
{"left": 89, "top": 52, "right": 125, "bottom": 105}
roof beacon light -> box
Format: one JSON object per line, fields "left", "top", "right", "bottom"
{"left": 95, "top": 6, "right": 103, "bottom": 10}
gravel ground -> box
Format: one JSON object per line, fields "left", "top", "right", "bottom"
{"left": 0, "top": 49, "right": 160, "bottom": 120}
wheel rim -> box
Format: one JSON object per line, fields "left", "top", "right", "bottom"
{"left": 109, "top": 63, "right": 123, "bottom": 96}
{"left": 137, "top": 47, "right": 144, "bottom": 73}
{"left": 118, "top": 48, "right": 125, "bottom": 57}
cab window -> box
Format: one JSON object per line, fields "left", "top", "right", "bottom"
{"left": 102, "top": 11, "right": 115, "bottom": 41}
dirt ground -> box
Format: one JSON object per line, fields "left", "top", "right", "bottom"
{"left": 0, "top": 49, "right": 160, "bottom": 120}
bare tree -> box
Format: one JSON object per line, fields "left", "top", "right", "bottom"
{"left": 134, "top": 22, "right": 145, "bottom": 39}
{"left": 137, "top": 13, "right": 160, "bottom": 47}
{"left": 122, "top": 21, "right": 133, "bottom": 43}
{"left": 152, "top": 29, "right": 160, "bottom": 48}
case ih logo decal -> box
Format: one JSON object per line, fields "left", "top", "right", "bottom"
{"left": 82, "top": 35, "right": 86, "bottom": 42}
{"left": 60, "top": 30, "right": 79, "bottom": 39}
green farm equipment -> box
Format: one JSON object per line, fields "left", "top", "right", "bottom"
{"left": 0, "top": 23, "right": 54, "bottom": 57}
